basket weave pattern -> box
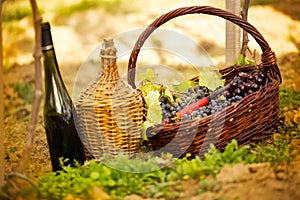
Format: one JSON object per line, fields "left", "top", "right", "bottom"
{"left": 126, "top": 6, "right": 282, "bottom": 157}
{"left": 75, "top": 39, "right": 144, "bottom": 159}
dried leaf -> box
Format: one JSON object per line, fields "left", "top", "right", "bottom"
{"left": 283, "top": 110, "right": 295, "bottom": 127}
{"left": 293, "top": 108, "right": 300, "bottom": 125}
{"left": 5, "top": 86, "right": 18, "bottom": 98}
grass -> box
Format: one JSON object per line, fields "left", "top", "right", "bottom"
{"left": 14, "top": 134, "right": 297, "bottom": 200}
{"left": 253, "top": 133, "right": 297, "bottom": 166}
{"left": 279, "top": 87, "right": 300, "bottom": 110}
{"left": 13, "top": 82, "right": 34, "bottom": 105}
{"left": 34, "top": 140, "right": 256, "bottom": 200}
{"left": 28, "top": 86, "right": 300, "bottom": 199}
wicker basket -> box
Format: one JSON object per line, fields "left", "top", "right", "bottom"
{"left": 127, "top": 6, "right": 282, "bottom": 157}
{"left": 75, "top": 38, "right": 144, "bottom": 159}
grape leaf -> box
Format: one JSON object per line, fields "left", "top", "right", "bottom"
{"left": 163, "top": 86, "right": 174, "bottom": 103}
{"left": 138, "top": 68, "right": 155, "bottom": 82}
{"left": 227, "top": 54, "right": 255, "bottom": 67}
{"left": 147, "top": 105, "right": 162, "bottom": 124}
{"left": 246, "top": 59, "right": 255, "bottom": 65}
{"left": 139, "top": 83, "right": 160, "bottom": 97}
{"left": 237, "top": 54, "right": 246, "bottom": 66}
{"left": 141, "top": 121, "right": 154, "bottom": 140}
{"left": 198, "top": 68, "right": 225, "bottom": 90}
{"left": 172, "top": 80, "right": 195, "bottom": 93}
{"left": 144, "top": 90, "right": 160, "bottom": 107}
{"left": 228, "top": 61, "right": 237, "bottom": 66}
{"left": 144, "top": 91, "right": 162, "bottom": 124}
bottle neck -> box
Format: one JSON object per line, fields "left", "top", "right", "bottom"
{"left": 43, "top": 47, "right": 61, "bottom": 81}
{"left": 41, "top": 22, "right": 59, "bottom": 81}
{"left": 42, "top": 38, "right": 71, "bottom": 114}
{"left": 41, "top": 22, "right": 69, "bottom": 99}
{"left": 100, "top": 39, "right": 119, "bottom": 78}
{"left": 43, "top": 47, "right": 71, "bottom": 102}
{"left": 42, "top": 44, "right": 54, "bottom": 52}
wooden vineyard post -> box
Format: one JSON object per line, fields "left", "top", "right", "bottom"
{"left": 0, "top": 0, "right": 3, "bottom": 186}
{"left": 225, "top": 0, "right": 241, "bottom": 64}
{"left": 0, "top": 0, "right": 4, "bottom": 187}
{"left": 16, "top": 0, "right": 43, "bottom": 173}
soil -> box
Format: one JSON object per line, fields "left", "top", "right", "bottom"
{"left": 3, "top": 0, "right": 300, "bottom": 199}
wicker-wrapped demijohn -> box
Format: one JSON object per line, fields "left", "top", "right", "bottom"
{"left": 75, "top": 38, "right": 144, "bottom": 159}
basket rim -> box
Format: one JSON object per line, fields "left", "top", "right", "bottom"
{"left": 127, "top": 5, "right": 282, "bottom": 89}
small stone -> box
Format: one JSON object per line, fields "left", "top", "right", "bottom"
{"left": 275, "top": 169, "right": 289, "bottom": 181}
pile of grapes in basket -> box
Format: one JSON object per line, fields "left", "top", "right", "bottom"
{"left": 160, "top": 69, "right": 268, "bottom": 122}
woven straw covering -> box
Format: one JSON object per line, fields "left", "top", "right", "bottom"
{"left": 126, "top": 6, "right": 282, "bottom": 158}
{"left": 75, "top": 38, "right": 144, "bottom": 159}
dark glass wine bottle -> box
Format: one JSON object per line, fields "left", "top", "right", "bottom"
{"left": 41, "top": 22, "right": 86, "bottom": 171}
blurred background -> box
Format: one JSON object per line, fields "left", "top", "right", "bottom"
{"left": 2, "top": 0, "right": 300, "bottom": 90}
{"left": 2, "top": 0, "right": 300, "bottom": 175}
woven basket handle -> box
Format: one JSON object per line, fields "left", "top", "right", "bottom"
{"left": 127, "top": 6, "right": 281, "bottom": 89}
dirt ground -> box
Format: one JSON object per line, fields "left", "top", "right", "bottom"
{"left": 3, "top": 0, "right": 300, "bottom": 199}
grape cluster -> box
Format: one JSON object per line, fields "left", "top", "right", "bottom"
{"left": 224, "top": 70, "right": 267, "bottom": 99}
{"left": 181, "top": 98, "right": 230, "bottom": 120}
{"left": 160, "top": 85, "right": 210, "bottom": 120}
{"left": 160, "top": 70, "right": 268, "bottom": 122}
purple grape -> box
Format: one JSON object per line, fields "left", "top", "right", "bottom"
{"left": 239, "top": 85, "right": 245, "bottom": 92}
{"left": 239, "top": 72, "right": 248, "bottom": 80}
{"left": 245, "top": 82, "right": 251, "bottom": 90}
{"left": 230, "top": 81, "right": 238, "bottom": 90}
{"left": 248, "top": 74, "right": 254, "bottom": 81}
{"left": 235, "top": 88, "right": 243, "bottom": 96}
{"left": 251, "top": 83, "right": 259, "bottom": 91}
{"left": 256, "top": 77, "right": 263, "bottom": 84}
{"left": 224, "top": 90, "right": 233, "bottom": 98}
{"left": 259, "top": 72, "right": 266, "bottom": 79}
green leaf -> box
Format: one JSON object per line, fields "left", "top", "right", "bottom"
{"left": 139, "top": 83, "right": 160, "bottom": 97}
{"left": 144, "top": 90, "right": 160, "bottom": 107}
{"left": 228, "top": 54, "right": 255, "bottom": 66}
{"left": 90, "top": 171, "right": 100, "bottom": 180}
{"left": 148, "top": 104, "right": 162, "bottom": 124}
{"left": 144, "top": 91, "right": 162, "bottom": 124}
{"left": 227, "top": 61, "right": 237, "bottom": 66}
{"left": 141, "top": 121, "right": 154, "bottom": 139}
{"left": 163, "top": 86, "right": 174, "bottom": 103}
{"left": 139, "top": 68, "right": 155, "bottom": 82}
{"left": 198, "top": 68, "right": 225, "bottom": 91}
{"left": 237, "top": 54, "right": 246, "bottom": 66}
{"left": 172, "top": 80, "right": 195, "bottom": 92}
{"left": 246, "top": 59, "right": 255, "bottom": 65}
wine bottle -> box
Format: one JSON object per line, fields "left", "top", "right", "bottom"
{"left": 41, "top": 22, "right": 86, "bottom": 171}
